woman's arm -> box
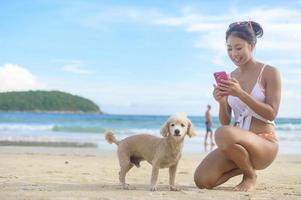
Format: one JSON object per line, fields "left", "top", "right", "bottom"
{"left": 219, "top": 100, "right": 232, "bottom": 125}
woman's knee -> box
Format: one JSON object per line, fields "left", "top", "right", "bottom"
{"left": 194, "top": 166, "right": 214, "bottom": 189}
{"left": 215, "top": 126, "right": 235, "bottom": 150}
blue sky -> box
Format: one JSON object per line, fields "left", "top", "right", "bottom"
{"left": 0, "top": 0, "right": 301, "bottom": 117}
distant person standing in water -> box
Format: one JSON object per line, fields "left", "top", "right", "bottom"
{"left": 204, "top": 105, "right": 214, "bottom": 146}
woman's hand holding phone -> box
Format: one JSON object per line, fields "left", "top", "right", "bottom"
{"left": 213, "top": 84, "right": 228, "bottom": 103}
{"left": 213, "top": 71, "right": 229, "bottom": 103}
{"left": 213, "top": 71, "right": 243, "bottom": 102}
{"left": 218, "top": 78, "right": 243, "bottom": 97}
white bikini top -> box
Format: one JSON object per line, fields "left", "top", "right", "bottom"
{"left": 227, "top": 64, "right": 275, "bottom": 130}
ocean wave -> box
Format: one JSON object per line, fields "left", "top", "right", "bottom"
{"left": 0, "top": 123, "right": 159, "bottom": 134}
{"left": 0, "top": 124, "right": 53, "bottom": 131}
{"left": 0, "top": 123, "right": 108, "bottom": 133}
{"left": 117, "top": 128, "right": 159, "bottom": 135}
{"left": 276, "top": 123, "right": 301, "bottom": 131}
{"left": 52, "top": 126, "right": 107, "bottom": 133}
{"left": 1, "top": 122, "right": 300, "bottom": 134}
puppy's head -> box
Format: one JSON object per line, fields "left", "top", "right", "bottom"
{"left": 160, "top": 113, "right": 197, "bottom": 140}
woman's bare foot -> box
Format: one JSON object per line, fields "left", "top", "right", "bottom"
{"left": 233, "top": 173, "right": 257, "bottom": 192}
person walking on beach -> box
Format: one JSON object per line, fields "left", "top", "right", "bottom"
{"left": 204, "top": 105, "right": 214, "bottom": 146}
{"left": 194, "top": 21, "right": 281, "bottom": 191}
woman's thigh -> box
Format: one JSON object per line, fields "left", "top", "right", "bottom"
{"left": 194, "top": 148, "right": 237, "bottom": 188}
{"left": 215, "top": 126, "right": 279, "bottom": 169}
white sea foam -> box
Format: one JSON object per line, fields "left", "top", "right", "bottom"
{"left": 0, "top": 123, "right": 53, "bottom": 131}
{"left": 276, "top": 123, "right": 301, "bottom": 131}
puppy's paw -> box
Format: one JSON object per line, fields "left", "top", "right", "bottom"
{"left": 150, "top": 185, "right": 158, "bottom": 191}
{"left": 120, "top": 183, "right": 130, "bottom": 190}
{"left": 169, "top": 186, "right": 180, "bottom": 191}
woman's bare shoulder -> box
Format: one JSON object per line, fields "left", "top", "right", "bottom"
{"left": 262, "top": 64, "right": 281, "bottom": 84}
{"left": 263, "top": 65, "right": 280, "bottom": 78}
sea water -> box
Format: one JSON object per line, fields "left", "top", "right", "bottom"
{"left": 0, "top": 112, "right": 300, "bottom": 154}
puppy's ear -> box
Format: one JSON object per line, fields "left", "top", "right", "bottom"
{"left": 187, "top": 120, "right": 197, "bottom": 138}
{"left": 160, "top": 121, "right": 170, "bottom": 137}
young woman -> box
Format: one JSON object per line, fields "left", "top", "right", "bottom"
{"left": 194, "top": 21, "right": 281, "bottom": 192}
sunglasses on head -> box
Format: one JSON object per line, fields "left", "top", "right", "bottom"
{"left": 229, "top": 21, "right": 253, "bottom": 29}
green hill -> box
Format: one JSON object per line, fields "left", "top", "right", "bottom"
{"left": 0, "top": 91, "right": 102, "bottom": 113}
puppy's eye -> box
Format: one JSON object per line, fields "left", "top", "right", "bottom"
{"left": 181, "top": 123, "right": 185, "bottom": 127}
{"left": 171, "top": 124, "right": 175, "bottom": 127}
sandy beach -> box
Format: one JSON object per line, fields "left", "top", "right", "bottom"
{"left": 0, "top": 146, "right": 300, "bottom": 200}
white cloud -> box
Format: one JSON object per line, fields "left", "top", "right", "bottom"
{"left": 61, "top": 61, "right": 94, "bottom": 75}
{"left": 267, "top": 59, "right": 301, "bottom": 66}
{"left": 77, "top": 6, "right": 162, "bottom": 30}
{"left": 0, "top": 64, "right": 42, "bottom": 92}
{"left": 154, "top": 15, "right": 226, "bottom": 32}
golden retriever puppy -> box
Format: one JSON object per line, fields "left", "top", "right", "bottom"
{"left": 105, "top": 113, "right": 197, "bottom": 191}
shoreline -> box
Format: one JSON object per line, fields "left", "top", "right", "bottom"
{"left": 1, "top": 139, "right": 301, "bottom": 155}
{"left": 0, "top": 110, "right": 103, "bottom": 114}
{"left": 0, "top": 140, "right": 97, "bottom": 148}
{"left": 0, "top": 146, "right": 300, "bottom": 199}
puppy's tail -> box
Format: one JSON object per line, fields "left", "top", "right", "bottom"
{"left": 105, "top": 131, "right": 120, "bottom": 145}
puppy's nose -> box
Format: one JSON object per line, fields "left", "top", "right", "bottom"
{"left": 174, "top": 129, "right": 180, "bottom": 136}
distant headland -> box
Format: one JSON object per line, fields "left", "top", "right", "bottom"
{"left": 0, "top": 90, "right": 103, "bottom": 113}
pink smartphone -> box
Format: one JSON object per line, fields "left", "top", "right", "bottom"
{"left": 214, "top": 71, "right": 229, "bottom": 84}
